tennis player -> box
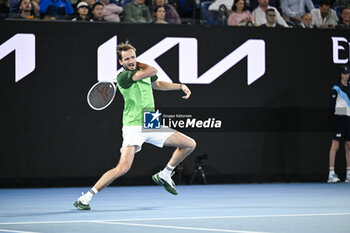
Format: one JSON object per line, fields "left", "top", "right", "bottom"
{"left": 74, "top": 41, "right": 196, "bottom": 210}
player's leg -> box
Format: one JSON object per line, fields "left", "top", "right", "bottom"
{"left": 74, "top": 146, "right": 136, "bottom": 210}
{"left": 345, "top": 141, "right": 350, "bottom": 182}
{"left": 152, "top": 132, "right": 196, "bottom": 195}
{"left": 328, "top": 115, "right": 344, "bottom": 183}
{"left": 94, "top": 146, "right": 136, "bottom": 191}
{"left": 328, "top": 140, "right": 340, "bottom": 183}
{"left": 163, "top": 132, "right": 196, "bottom": 167}
{"left": 344, "top": 116, "right": 350, "bottom": 183}
{"left": 329, "top": 140, "right": 340, "bottom": 168}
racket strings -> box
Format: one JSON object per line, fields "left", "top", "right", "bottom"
{"left": 88, "top": 83, "right": 115, "bottom": 109}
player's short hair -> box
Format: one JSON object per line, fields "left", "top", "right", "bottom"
{"left": 117, "top": 41, "right": 136, "bottom": 60}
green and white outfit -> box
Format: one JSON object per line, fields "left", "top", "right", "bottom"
{"left": 117, "top": 68, "right": 175, "bottom": 153}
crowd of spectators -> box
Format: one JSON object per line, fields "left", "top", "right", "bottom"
{"left": 209, "top": 0, "right": 350, "bottom": 28}
{"left": 0, "top": 0, "right": 349, "bottom": 28}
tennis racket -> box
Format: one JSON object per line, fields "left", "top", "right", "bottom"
{"left": 87, "top": 81, "right": 116, "bottom": 110}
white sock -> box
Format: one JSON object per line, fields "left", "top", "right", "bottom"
{"left": 347, "top": 167, "right": 350, "bottom": 177}
{"left": 329, "top": 167, "right": 335, "bottom": 176}
{"left": 161, "top": 164, "right": 175, "bottom": 177}
{"left": 84, "top": 187, "right": 98, "bottom": 202}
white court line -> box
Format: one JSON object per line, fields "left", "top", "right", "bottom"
{"left": 0, "top": 229, "right": 39, "bottom": 233}
{"left": 93, "top": 220, "right": 269, "bottom": 233}
{"left": 100, "top": 212, "right": 350, "bottom": 222}
{"left": 1, "top": 212, "right": 350, "bottom": 225}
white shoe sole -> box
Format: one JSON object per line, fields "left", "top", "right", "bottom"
{"left": 327, "top": 179, "right": 340, "bottom": 183}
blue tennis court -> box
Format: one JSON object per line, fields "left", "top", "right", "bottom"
{"left": 0, "top": 183, "right": 349, "bottom": 233}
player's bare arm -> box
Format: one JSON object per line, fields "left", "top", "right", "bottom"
{"left": 118, "top": 48, "right": 157, "bottom": 81}
{"left": 152, "top": 81, "right": 191, "bottom": 99}
{"left": 132, "top": 62, "right": 157, "bottom": 81}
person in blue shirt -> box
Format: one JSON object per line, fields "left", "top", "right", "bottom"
{"left": 39, "top": 0, "right": 73, "bottom": 19}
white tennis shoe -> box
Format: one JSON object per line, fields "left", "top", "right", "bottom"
{"left": 73, "top": 192, "right": 91, "bottom": 210}
{"left": 345, "top": 176, "right": 350, "bottom": 183}
{"left": 152, "top": 172, "right": 178, "bottom": 195}
{"left": 327, "top": 174, "right": 340, "bottom": 183}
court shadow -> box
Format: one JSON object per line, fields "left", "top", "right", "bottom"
{"left": 83, "top": 206, "right": 160, "bottom": 213}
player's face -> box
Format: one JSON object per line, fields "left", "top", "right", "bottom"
{"left": 341, "top": 73, "right": 350, "bottom": 82}
{"left": 119, "top": 49, "right": 137, "bottom": 70}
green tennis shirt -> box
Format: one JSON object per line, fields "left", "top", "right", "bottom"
{"left": 116, "top": 69, "right": 158, "bottom": 126}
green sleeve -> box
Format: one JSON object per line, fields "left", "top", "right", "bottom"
{"left": 117, "top": 70, "right": 137, "bottom": 89}
{"left": 151, "top": 75, "right": 158, "bottom": 82}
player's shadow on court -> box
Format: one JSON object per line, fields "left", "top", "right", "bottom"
{"left": 2, "top": 207, "right": 160, "bottom": 218}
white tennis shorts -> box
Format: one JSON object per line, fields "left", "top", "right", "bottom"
{"left": 121, "top": 126, "right": 176, "bottom": 153}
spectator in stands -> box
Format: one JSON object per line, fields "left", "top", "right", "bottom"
{"left": 99, "top": 0, "right": 122, "bottom": 22}
{"left": 14, "top": 0, "right": 37, "bottom": 18}
{"left": 259, "top": 8, "right": 284, "bottom": 27}
{"left": 9, "top": 0, "right": 21, "bottom": 17}
{"left": 70, "top": 0, "right": 79, "bottom": 11}
{"left": 252, "top": 0, "right": 288, "bottom": 27}
{"left": 336, "top": 7, "right": 350, "bottom": 28}
{"left": 9, "top": 0, "right": 38, "bottom": 17}
{"left": 123, "top": 0, "right": 152, "bottom": 23}
{"left": 333, "top": 0, "right": 350, "bottom": 8}
{"left": 208, "top": 0, "right": 233, "bottom": 12}
{"left": 91, "top": 1, "right": 105, "bottom": 21}
{"left": 84, "top": 0, "right": 95, "bottom": 9}
{"left": 0, "top": 0, "right": 10, "bottom": 18}
{"left": 150, "top": 0, "right": 180, "bottom": 24}
{"left": 152, "top": 5, "right": 167, "bottom": 23}
{"left": 39, "top": 0, "right": 74, "bottom": 19}
{"left": 298, "top": 13, "right": 314, "bottom": 28}
{"left": 227, "top": 0, "right": 254, "bottom": 26}
{"left": 280, "top": 0, "right": 314, "bottom": 25}
{"left": 72, "top": 1, "right": 90, "bottom": 20}
{"left": 311, "top": 0, "right": 338, "bottom": 28}
{"left": 249, "top": 0, "right": 281, "bottom": 12}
